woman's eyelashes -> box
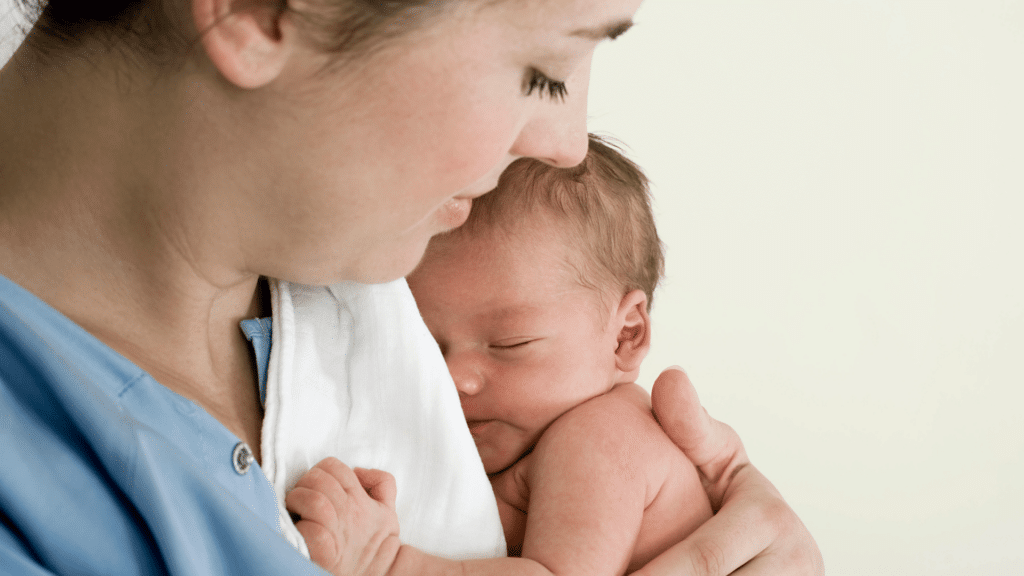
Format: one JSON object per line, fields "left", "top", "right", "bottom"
{"left": 524, "top": 68, "right": 568, "bottom": 102}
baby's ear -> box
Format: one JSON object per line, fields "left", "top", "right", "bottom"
{"left": 613, "top": 290, "right": 651, "bottom": 378}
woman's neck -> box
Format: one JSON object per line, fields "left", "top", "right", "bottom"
{"left": 0, "top": 44, "right": 267, "bottom": 458}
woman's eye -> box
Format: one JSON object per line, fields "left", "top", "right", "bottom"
{"left": 524, "top": 69, "right": 568, "bottom": 102}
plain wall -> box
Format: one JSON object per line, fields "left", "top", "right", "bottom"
{"left": 586, "top": 2, "right": 1023, "bottom": 575}
{"left": 3, "top": 1, "right": 1023, "bottom": 574}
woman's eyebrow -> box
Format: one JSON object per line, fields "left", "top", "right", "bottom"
{"left": 570, "top": 19, "right": 634, "bottom": 41}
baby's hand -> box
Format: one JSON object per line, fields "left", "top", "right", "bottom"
{"left": 286, "top": 457, "right": 401, "bottom": 576}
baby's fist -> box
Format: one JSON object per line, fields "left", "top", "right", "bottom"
{"left": 286, "top": 458, "right": 400, "bottom": 576}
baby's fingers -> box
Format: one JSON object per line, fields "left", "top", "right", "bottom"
{"left": 286, "top": 486, "right": 342, "bottom": 568}
{"left": 290, "top": 461, "right": 356, "bottom": 520}
{"left": 286, "top": 485, "right": 339, "bottom": 528}
{"left": 312, "top": 457, "right": 366, "bottom": 496}
{"left": 354, "top": 468, "right": 397, "bottom": 509}
{"left": 292, "top": 514, "right": 342, "bottom": 569}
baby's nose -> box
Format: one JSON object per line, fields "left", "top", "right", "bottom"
{"left": 447, "top": 353, "right": 484, "bottom": 396}
{"left": 453, "top": 370, "right": 484, "bottom": 396}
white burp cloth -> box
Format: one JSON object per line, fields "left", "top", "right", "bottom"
{"left": 260, "top": 278, "right": 506, "bottom": 560}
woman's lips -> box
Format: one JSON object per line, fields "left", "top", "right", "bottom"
{"left": 437, "top": 197, "right": 473, "bottom": 231}
{"left": 438, "top": 173, "right": 501, "bottom": 232}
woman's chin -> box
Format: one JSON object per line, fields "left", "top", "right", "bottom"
{"left": 346, "top": 240, "right": 435, "bottom": 285}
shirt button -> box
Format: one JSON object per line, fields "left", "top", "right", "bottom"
{"left": 232, "top": 442, "right": 255, "bottom": 475}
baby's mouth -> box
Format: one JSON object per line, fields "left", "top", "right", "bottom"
{"left": 466, "top": 419, "right": 493, "bottom": 437}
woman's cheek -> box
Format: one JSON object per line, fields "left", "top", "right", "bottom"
{"left": 440, "top": 98, "right": 526, "bottom": 187}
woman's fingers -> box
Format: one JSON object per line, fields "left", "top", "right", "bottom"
{"left": 647, "top": 367, "right": 824, "bottom": 575}
{"left": 710, "top": 477, "right": 825, "bottom": 576}
{"left": 633, "top": 494, "right": 774, "bottom": 576}
{"left": 650, "top": 367, "right": 747, "bottom": 508}
{"left": 729, "top": 544, "right": 826, "bottom": 576}
{"left": 646, "top": 465, "right": 817, "bottom": 576}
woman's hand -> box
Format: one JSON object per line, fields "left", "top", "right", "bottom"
{"left": 637, "top": 368, "right": 824, "bottom": 576}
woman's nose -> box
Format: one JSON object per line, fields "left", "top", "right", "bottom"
{"left": 510, "top": 61, "right": 592, "bottom": 168}
{"left": 446, "top": 351, "right": 484, "bottom": 396}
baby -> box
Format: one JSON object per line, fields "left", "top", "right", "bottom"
{"left": 286, "top": 135, "right": 713, "bottom": 576}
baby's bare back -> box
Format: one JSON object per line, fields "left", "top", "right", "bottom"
{"left": 491, "top": 382, "right": 713, "bottom": 576}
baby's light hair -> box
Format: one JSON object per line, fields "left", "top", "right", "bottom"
{"left": 454, "top": 134, "right": 665, "bottom": 311}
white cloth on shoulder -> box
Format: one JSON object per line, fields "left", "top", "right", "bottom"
{"left": 260, "top": 278, "right": 506, "bottom": 560}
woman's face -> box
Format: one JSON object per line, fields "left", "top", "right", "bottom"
{"left": 242, "top": 0, "right": 645, "bottom": 285}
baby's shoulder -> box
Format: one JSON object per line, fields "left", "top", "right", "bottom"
{"left": 546, "top": 382, "right": 660, "bottom": 438}
{"left": 532, "top": 383, "right": 681, "bottom": 475}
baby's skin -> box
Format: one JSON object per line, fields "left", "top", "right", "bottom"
{"left": 287, "top": 213, "right": 713, "bottom": 575}
{"left": 487, "top": 381, "right": 712, "bottom": 572}
{"left": 285, "top": 460, "right": 401, "bottom": 575}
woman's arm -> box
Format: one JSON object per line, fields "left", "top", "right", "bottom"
{"left": 635, "top": 368, "right": 824, "bottom": 576}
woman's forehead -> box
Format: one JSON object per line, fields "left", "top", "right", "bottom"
{"left": 468, "top": 0, "right": 641, "bottom": 40}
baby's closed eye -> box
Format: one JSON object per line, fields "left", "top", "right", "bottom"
{"left": 489, "top": 338, "right": 537, "bottom": 350}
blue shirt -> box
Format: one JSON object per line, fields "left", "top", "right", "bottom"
{"left": 240, "top": 317, "right": 273, "bottom": 408}
{"left": 0, "top": 275, "right": 325, "bottom": 575}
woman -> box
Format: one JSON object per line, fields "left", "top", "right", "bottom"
{"left": 0, "top": 0, "right": 822, "bottom": 574}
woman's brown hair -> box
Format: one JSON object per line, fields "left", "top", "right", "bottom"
{"left": 15, "top": 0, "right": 452, "bottom": 59}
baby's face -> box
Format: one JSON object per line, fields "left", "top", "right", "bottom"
{"left": 408, "top": 222, "right": 621, "bottom": 474}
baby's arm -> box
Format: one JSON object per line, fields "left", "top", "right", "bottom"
{"left": 289, "top": 458, "right": 547, "bottom": 576}
{"left": 297, "top": 385, "right": 704, "bottom": 576}
{"left": 511, "top": 383, "right": 695, "bottom": 576}
{"left": 394, "top": 388, "right": 656, "bottom": 576}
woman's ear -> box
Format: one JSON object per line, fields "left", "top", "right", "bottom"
{"left": 613, "top": 289, "right": 652, "bottom": 379}
{"left": 192, "top": 0, "right": 292, "bottom": 89}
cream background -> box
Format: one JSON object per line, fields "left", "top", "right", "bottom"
{"left": 3, "top": 1, "right": 1023, "bottom": 574}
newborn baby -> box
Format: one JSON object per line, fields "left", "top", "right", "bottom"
{"left": 288, "top": 135, "right": 713, "bottom": 576}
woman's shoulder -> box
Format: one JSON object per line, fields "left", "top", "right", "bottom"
{"left": 0, "top": 275, "right": 317, "bottom": 575}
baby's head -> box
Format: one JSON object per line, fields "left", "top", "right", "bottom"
{"left": 407, "top": 135, "right": 664, "bottom": 474}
